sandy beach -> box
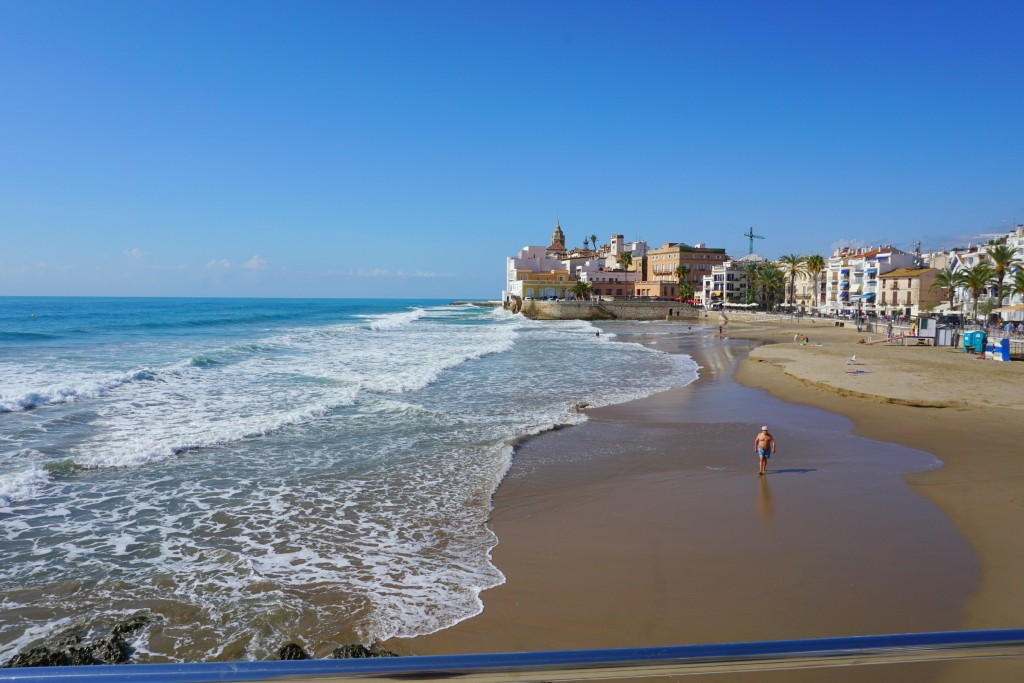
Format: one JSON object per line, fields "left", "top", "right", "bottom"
{"left": 390, "top": 317, "right": 1024, "bottom": 679}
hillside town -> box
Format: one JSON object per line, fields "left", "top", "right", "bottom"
{"left": 503, "top": 222, "right": 1024, "bottom": 323}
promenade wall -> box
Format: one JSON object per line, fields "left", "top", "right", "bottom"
{"left": 519, "top": 300, "right": 702, "bottom": 321}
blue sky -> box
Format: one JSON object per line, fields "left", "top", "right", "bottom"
{"left": 2, "top": 0, "right": 1022, "bottom": 299}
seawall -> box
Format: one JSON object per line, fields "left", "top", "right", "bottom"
{"left": 519, "top": 300, "right": 703, "bottom": 321}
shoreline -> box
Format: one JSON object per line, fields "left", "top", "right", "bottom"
{"left": 390, "top": 322, "right": 993, "bottom": 679}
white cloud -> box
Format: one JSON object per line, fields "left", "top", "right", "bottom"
{"left": 396, "top": 270, "right": 452, "bottom": 278}
{"left": 206, "top": 259, "right": 231, "bottom": 269}
{"left": 356, "top": 268, "right": 390, "bottom": 277}
{"left": 243, "top": 255, "right": 267, "bottom": 270}
{"left": 124, "top": 247, "right": 146, "bottom": 259}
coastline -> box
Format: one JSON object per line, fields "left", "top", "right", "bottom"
{"left": 389, "top": 321, "right": 999, "bottom": 678}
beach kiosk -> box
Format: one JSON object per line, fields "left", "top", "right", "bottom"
{"left": 904, "top": 315, "right": 937, "bottom": 346}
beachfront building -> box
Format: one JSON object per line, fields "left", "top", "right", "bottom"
{"left": 948, "top": 225, "right": 1024, "bottom": 313}
{"left": 580, "top": 268, "right": 639, "bottom": 299}
{"left": 782, "top": 268, "right": 818, "bottom": 310}
{"left": 701, "top": 254, "right": 765, "bottom": 305}
{"left": 824, "top": 246, "right": 916, "bottom": 314}
{"left": 504, "top": 244, "right": 572, "bottom": 301}
{"left": 507, "top": 265, "right": 574, "bottom": 301}
{"left": 640, "top": 242, "right": 728, "bottom": 301}
{"left": 878, "top": 267, "right": 943, "bottom": 317}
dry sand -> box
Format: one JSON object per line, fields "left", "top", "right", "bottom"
{"left": 390, "top": 317, "right": 1024, "bottom": 680}
{"left": 729, "top": 315, "right": 1024, "bottom": 680}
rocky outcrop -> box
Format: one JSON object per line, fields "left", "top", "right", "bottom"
{"left": 1, "top": 613, "right": 150, "bottom": 668}
{"left": 277, "top": 642, "right": 310, "bottom": 660}
{"left": 448, "top": 301, "right": 501, "bottom": 308}
{"left": 275, "top": 642, "right": 398, "bottom": 661}
{"left": 331, "top": 643, "right": 397, "bottom": 658}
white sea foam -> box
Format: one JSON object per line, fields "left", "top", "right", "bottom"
{"left": 0, "top": 368, "right": 155, "bottom": 413}
{"left": 0, "top": 465, "right": 52, "bottom": 507}
{"left": 364, "top": 308, "right": 426, "bottom": 331}
{"left": 0, "top": 303, "right": 703, "bottom": 662}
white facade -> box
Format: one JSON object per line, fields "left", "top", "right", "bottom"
{"left": 504, "top": 246, "right": 569, "bottom": 300}
{"left": 701, "top": 254, "right": 765, "bottom": 304}
{"left": 949, "top": 225, "right": 1024, "bottom": 311}
{"left": 563, "top": 257, "right": 604, "bottom": 282}
{"left": 824, "top": 246, "right": 916, "bottom": 312}
{"left": 624, "top": 240, "right": 648, "bottom": 258}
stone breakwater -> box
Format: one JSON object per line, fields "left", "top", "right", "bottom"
{"left": 514, "top": 299, "right": 704, "bottom": 321}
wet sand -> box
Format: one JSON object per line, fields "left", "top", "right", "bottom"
{"left": 390, "top": 326, "right": 987, "bottom": 679}
{"left": 727, "top": 315, "right": 1024, "bottom": 680}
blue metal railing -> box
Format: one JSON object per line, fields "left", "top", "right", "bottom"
{"left": 2, "top": 629, "right": 1024, "bottom": 682}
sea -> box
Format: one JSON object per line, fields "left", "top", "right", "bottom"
{"left": 0, "top": 297, "right": 699, "bottom": 662}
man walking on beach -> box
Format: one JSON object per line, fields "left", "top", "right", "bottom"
{"left": 754, "top": 426, "right": 776, "bottom": 476}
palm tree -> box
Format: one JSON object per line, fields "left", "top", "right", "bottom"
{"left": 743, "top": 262, "right": 760, "bottom": 304}
{"left": 617, "top": 251, "right": 633, "bottom": 272}
{"left": 779, "top": 254, "right": 806, "bottom": 305}
{"left": 571, "top": 280, "right": 593, "bottom": 301}
{"left": 929, "top": 265, "right": 965, "bottom": 312}
{"left": 985, "top": 243, "right": 1022, "bottom": 310}
{"left": 1011, "top": 268, "right": 1024, "bottom": 300}
{"left": 960, "top": 263, "right": 994, "bottom": 321}
{"left": 758, "top": 263, "right": 785, "bottom": 309}
{"left": 678, "top": 282, "right": 696, "bottom": 304}
{"left": 804, "top": 254, "right": 826, "bottom": 309}
{"left": 674, "top": 262, "right": 689, "bottom": 289}
{"left": 590, "top": 234, "right": 598, "bottom": 253}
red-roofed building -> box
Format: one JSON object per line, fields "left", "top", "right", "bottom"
{"left": 824, "top": 246, "right": 918, "bottom": 313}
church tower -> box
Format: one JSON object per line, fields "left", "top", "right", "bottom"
{"left": 550, "top": 222, "right": 566, "bottom": 250}
{"left": 547, "top": 221, "right": 567, "bottom": 257}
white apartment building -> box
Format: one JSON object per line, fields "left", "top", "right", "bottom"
{"left": 504, "top": 245, "right": 570, "bottom": 300}
{"left": 824, "top": 246, "right": 916, "bottom": 313}
{"left": 701, "top": 254, "right": 766, "bottom": 305}
{"left": 948, "top": 225, "right": 1024, "bottom": 314}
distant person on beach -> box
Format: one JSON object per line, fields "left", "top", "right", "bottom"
{"left": 754, "top": 426, "right": 776, "bottom": 476}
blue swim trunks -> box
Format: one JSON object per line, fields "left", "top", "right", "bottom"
{"left": 758, "top": 447, "right": 771, "bottom": 458}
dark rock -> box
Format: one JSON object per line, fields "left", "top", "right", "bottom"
{"left": 67, "top": 647, "right": 94, "bottom": 666}
{"left": 331, "top": 643, "right": 398, "bottom": 658}
{"left": 1, "top": 646, "right": 67, "bottom": 668}
{"left": 111, "top": 614, "right": 150, "bottom": 638}
{"left": 277, "top": 643, "right": 310, "bottom": 660}
{"left": 0, "top": 612, "right": 151, "bottom": 668}
{"left": 89, "top": 634, "right": 130, "bottom": 664}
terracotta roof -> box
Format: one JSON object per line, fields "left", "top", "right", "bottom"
{"left": 878, "top": 267, "right": 935, "bottom": 279}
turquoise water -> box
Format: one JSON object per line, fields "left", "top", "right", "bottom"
{"left": 0, "top": 298, "right": 699, "bottom": 661}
